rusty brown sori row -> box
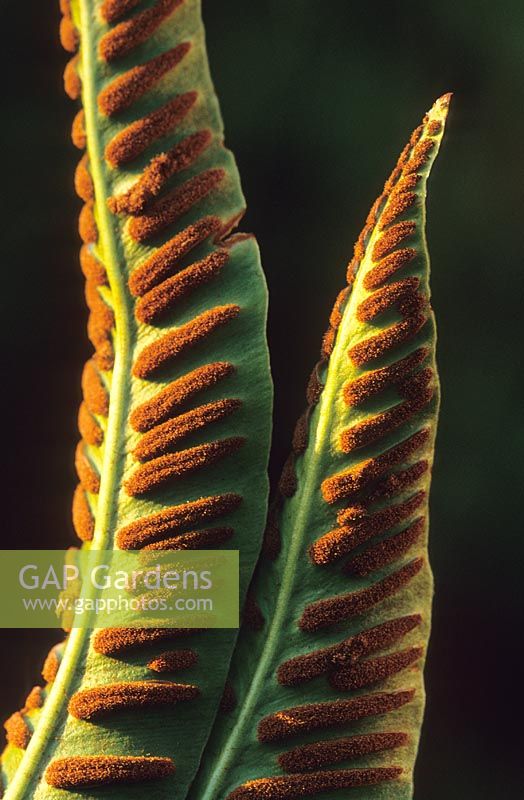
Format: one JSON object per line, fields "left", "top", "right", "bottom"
{"left": 45, "top": 755, "right": 176, "bottom": 790}
{"left": 213, "top": 100, "right": 447, "bottom": 800}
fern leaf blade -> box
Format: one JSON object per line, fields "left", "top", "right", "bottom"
{"left": 1, "top": 1, "right": 272, "bottom": 798}
{"left": 189, "top": 94, "right": 450, "bottom": 800}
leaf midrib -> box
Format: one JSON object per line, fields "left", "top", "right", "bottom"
{"left": 4, "top": 2, "right": 132, "bottom": 796}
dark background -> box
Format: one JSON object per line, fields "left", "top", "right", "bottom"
{"left": 0, "top": 1, "right": 522, "bottom": 797}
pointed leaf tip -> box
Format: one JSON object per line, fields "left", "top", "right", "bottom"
{"left": 429, "top": 93, "right": 453, "bottom": 124}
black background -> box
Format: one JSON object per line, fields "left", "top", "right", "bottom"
{"left": 1, "top": 2, "right": 523, "bottom": 797}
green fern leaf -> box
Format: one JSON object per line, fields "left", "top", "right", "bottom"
{"left": 188, "top": 95, "right": 450, "bottom": 800}
{"left": 1, "top": 0, "right": 272, "bottom": 797}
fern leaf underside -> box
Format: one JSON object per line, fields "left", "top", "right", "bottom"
{"left": 188, "top": 96, "right": 450, "bottom": 800}
{"left": 1, "top": 0, "right": 272, "bottom": 798}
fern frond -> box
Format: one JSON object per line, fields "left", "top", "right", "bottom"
{"left": 189, "top": 95, "right": 450, "bottom": 800}
{"left": 1, "top": 1, "right": 272, "bottom": 797}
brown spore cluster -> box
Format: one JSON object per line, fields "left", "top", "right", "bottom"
{"left": 226, "top": 767, "right": 402, "bottom": 800}
{"left": 277, "top": 614, "right": 421, "bottom": 686}
{"left": 147, "top": 649, "right": 198, "bottom": 673}
{"left": 257, "top": 690, "right": 414, "bottom": 743}
{"left": 116, "top": 492, "right": 241, "bottom": 549}
{"left": 68, "top": 681, "right": 199, "bottom": 721}
{"left": 93, "top": 627, "right": 204, "bottom": 658}
{"left": 278, "top": 732, "right": 408, "bottom": 773}
{"left": 45, "top": 755, "right": 175, "bottom": 789}
{"left": 124, "top": 436, "right": 245, "bottom": 496}
{"left": 99, "top": 0, "right": 183, "bottom": 62}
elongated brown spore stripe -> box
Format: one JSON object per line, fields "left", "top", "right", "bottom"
{"left": 292, "top": 410, "right": 310, "bottom": 454}
{"left": 100, "top": 0, "right": 183, "bottom": 62}
{"left": 90, "top": 328, "right": 114, "bottom": 372}
{"left": 98, "top": 44, "right": 191, "bottom": 117}
{"left": 72, "top": 484, "right": 95, "bottom": 542}
{"left": 227, "top": 767, "right": 402, "bottom": 800}
{"left": 354, "top": 459, "right": 429, "bottom": 509}
{"left": 310, "top": 491, "right": 425, "bottom": 565}
{"left": 75, "top": 442, "right": 100, "bottom": 494}
{"left": 136, "top": 251, "right": 228, "bottom": 324}
{"left": 85, "top": 281, "right": 115, "bottom": 369}
{"left": 125, "top": 437, "right": 245, "bottom": 496}
{"left": 356, "top": 277, "right": 420, "bottom": 323}
{"left": 279, "top": 732, "right": 408, "bottom": 773}
{"left": 306, "top": 366, "right": 324, "bottom": 405}
{"left": 129, "top": 169, "right": 225, "bottom": 242}
{"left": 105, "top": 91, "right": 198, "bottom": 166}
{"left": 346, "top": 518, "right": 425, "bottom": 576}
{"left": 299, "top": 559, "right": 424, "bottom": 631}
{"left": 257, "top": 690, "right": 414, "bottom": 742}
{"left": 24, "top": 686, "right": 44, "bottom": 710}
{"left": 334, "top": 614, "right": 422, "bottom": 662}
{"left": 219, "top": 681, "right": 237, "bottom": 712}
{"left": 364, "top": 247, "right": 417, "bottom": 291}
{"left": 343, "top": 347, "right": 428, "bottom": 406}
{"left": 94, "top": 627, "right": 203, "bottom": 656}
{"left": 59, "top": 15, "right": 79, "bottom": 53}
{"left": 380, "top": 191, "right": 417, "bottom": 230}
{"left": 69, "top": 681, "right": 199, "bottom": 721}
{"left": 80, "top": 245, "right": 108, "bottom": 285}
{"left": 71, "top": 109, "right": 86, "bottom": 149}
{"left": 321, "top": 287, "right": 351, "bottom": 358}
{"left": 89, "top": 337, "right": 112, "bottom": 373}
{"left": 85, "top": 280, "right": 114, "bottom": 326}
{"left": 148, "top": 650, "right": 198, "bottom": 673}
{"left": 131, "top": 362, "right": 235, "bottom": 432}
{"left": 134, "top": 399, "right": 241, "bottom": 461}
{"left": 321, "top": 429, "right": 430, "bottom": 505}
{"left": 404, "top": 139, "right": 436, "bottom": 175}
{"left": 45, "top": 756, "right": 176, "bottom": 789}
{"left": 82, "top": 360, "right": 109, "bottom": 415}
{"left": 64, "top": 55, "right": 81, "bottom": 100}
{"left": 143, "top": 526, "right": 234, "bottom": 550}
{"left": 74, "top": 155, "right": 94, "bottom": 202}
{"left": 101, "top": 0, "right": 142, "bottom": 24}
{"left": 4, "top": 711, "right": 31, "bottom": 749}
{"left": 278, "top": 455, "right": 298, "bottom": 497}
{"left": 133, "top": 305, "right": 240, "bottom": 379}
{"left": 42, "top": 645, "right": 62, "bottom": 683}
{"left": 117, "top": 492, "right": 241, "bottom": 549}
{"left": 78, "top": 407, "right": 102, "bottom": 452}
{"left": 110, "top": 130, "right": 213, "bottom": 214}
{"left": 277, "top": 615, "right": 421, "bottom": 686}
{"left": 371, "top": 221, "right": 416, "bottom": 262}
{"left": 79, "top": 203, "right": 98, "bottom": 244}
{"left": 129, "top": 216, "right": 221, "bottom": 296}
{"left": 340, "top": 371, "right": 433, "bottom": 453}
{"left": 276, "top": 645, "right": 337, "bottom": 687}
{"left": 337, "top": 489, "right": 425, "bottom": 531}
{"left": 330, "top": 647, "right": 423, "bottom": 692}
{"left": 262, "top": 504, "right": 281, "bottom": 559}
